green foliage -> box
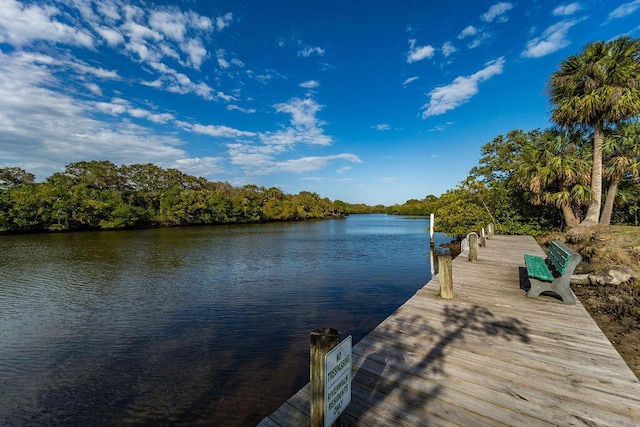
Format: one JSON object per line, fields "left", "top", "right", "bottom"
{"left": 0, "top": 161, "right": 371, "bottom": 233}
{"left": 514, "top": 128, "right": 592, "bottom": 227}
{"left": 434, "top": 196, "right": 490, "bottom": 237}
{"left": 0, "top": 167, "right": 35, "bottom": 189}
{"left": 548, "top": 37, "right": 640, "bottom": 128}
{"left": 548, "top": 36, "right": 640, "bottom": 223}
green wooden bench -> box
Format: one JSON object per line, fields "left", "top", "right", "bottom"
{"left": 524, "top": 240, "right": 582, "bottom": 305}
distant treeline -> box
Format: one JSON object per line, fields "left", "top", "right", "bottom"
{"left": 0, "top": 161, "right": 383, "bottom": 233}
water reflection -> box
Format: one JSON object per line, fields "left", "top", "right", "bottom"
{"left": 0, "top": 215, "right": 450, "bottom": 425}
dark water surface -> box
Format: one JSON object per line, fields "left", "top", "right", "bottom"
{"left": 0, "top": 214, "right": 449, "bottom": 426}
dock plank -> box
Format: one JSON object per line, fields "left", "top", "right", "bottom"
{"left": 258, "top": 235, "right": 640, "bottom": 426}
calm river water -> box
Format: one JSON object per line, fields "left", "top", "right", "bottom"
{"left": 0, "top": 214, "right": 450, "bottom": 426}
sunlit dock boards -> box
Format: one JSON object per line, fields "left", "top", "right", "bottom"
{"left": 258, "top": 235, "right": 640, "bottom": 426}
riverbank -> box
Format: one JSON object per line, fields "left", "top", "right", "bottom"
{"left": 537, "top": 225, "right": 640, "bottom": 380}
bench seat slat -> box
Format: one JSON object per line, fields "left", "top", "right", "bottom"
{"left": 524, "top": 254, "right": 554, "bottom": 282}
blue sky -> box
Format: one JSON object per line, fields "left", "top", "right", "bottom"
{"left": 0, "top": 1, "right": 639, "bottom": 205}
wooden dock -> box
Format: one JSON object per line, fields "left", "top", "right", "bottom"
{"left": 259, "top": 235, "right": 640, "bottom": 426}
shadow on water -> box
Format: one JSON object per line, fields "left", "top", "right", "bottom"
{"left": 348, "top": 304, "right": 530, "bottom": 425}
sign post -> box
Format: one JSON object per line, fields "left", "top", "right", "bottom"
{"left": 324, "top": 335, "right": 352, "bottom": 427}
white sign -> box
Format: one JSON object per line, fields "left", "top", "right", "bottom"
{"left": 324, "top": 335, "right": 352, "bottom": 427}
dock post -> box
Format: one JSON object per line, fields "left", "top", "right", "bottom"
{"left": 487, "top": 223, "right": 494, "bottom": 239}
{"left": 429, "top": 213, "right": 435, "bottom": 247}
{"left": 469, "top": 233, "right": 478, "bottom": 263}
{"left": 438, "top": 255, "right": 454, "bottom": 299}
{"left": 310, "top": 327, "right": 341, "bottom": 427}
{"left": 481, "top": 228, "right": 487, "bottom": 247}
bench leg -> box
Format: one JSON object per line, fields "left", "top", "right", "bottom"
{"left": 526, "top": 278, "right": 548, "bottom": 299}
{"left": 527, "top": 277, "right": 576, "bottom": 305}
{"left": 550, "top": 278, "right": 576, "bottom": 305}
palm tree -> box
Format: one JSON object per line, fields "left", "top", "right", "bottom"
{"left": 547, "top": 36, "right": 640, "bottom": 225}
{"left": 515, "top": 129, "right": 591, "bottom": 228}
{"left": 600, "top": 121, "right": 640, "bottom": 225}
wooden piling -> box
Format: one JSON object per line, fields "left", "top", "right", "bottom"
{"left": 310, "top": 327, "right": 341, "bottom": 427}
{"left": 438, "top": 255, "right": 454, "bottom": 299}
{"left": 429, "top": 213, "right": 435, "bottom": 247}
{"left": 469, "top": 233, "right": 478, "bottom": 263}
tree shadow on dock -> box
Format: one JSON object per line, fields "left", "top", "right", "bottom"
{"left": 349, "top": 304, "right": 530, "bottom": 425}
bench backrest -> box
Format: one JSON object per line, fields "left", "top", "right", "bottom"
{"left": 547, "top": 241, "right": 572, "bottom": 274}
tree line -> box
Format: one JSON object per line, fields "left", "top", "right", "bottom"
{"left": 388, "top": 37, "right": 640, "bottom": 236}
{"left": 0, "top": 161, "right": 382, "bottom": 233}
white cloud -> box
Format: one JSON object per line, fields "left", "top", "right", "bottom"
{"left": 421, "top": 57, "right": 505, "bottom": 118}
{"left": 274, "top": 97, "right": 326, "bottom": 132}
{"left": 70, "top": 61, "right": 120, "bottom": 80}
{"left": 94, "top": 98, "right": 175, "bottom": 124}
{"left": 458, "top": 25, "right": 478, "bottom": 39}
{"left": 172, "top": 157, "right": 225, "bottom": 176}
{"left": 97, "top": 2, "right": 121, "bottom": 22}
{"left": 278, "top": 154, "right": 361, "bottom": 174}
{"left": 552, "top": 3, "right": 582, "bottom": 16}
{"left": 481, "top": 2, "right": 513, "bottom": 23}
{"left": 298, "top": 46, "right": 325, "bottom": 57}
{"left": 227, "top": 143, "right": 281, "bottom": 170}
{"left": 181, "top": 38, "right": 207, "bottom": 69}
{"left": 117, "top": 6, "right": 215, "bottom": 70}
{"left": 94, "top": 99, "right": 128, "bottom": 115}
{"left": 0, "top": 0, "right": 94, "bottom": 48}
{"left": 442, "top": 41, "right": 457, "bottom": 57}
{"left": 217, "top": 49, "right": 230, "bottom": 69}
{"left": 261, "top": 127, "right": 332, "bottom": 147}
{"left": 0, "top": 50, "right": 187, "bottom": 180}
{"left": 457, "top": 26, "right": 489, "bottom": 47}
{"left": 407, "top": 39, "right": 435, "bottom": 63}
{"left": 85, "top": 82, "right": 103, "bottom": 96}
{"left": 227, "top": 143, "right": 361, "bottom": 175}
{"left": 248, "top": 97, "right": 334, "bottom": 148}
{"left": 215, "top": 12, "right": 233, "bottom": 31}
{"left": 429, "top": 121, "right": 455, "bottom": 132}
{"left": 135, "top": 109, "right": 175, "bottom": 124}
{"left": 373, "top": 124, "right": 391, "bottom": 131}
{"left": 121, "top": 20, "right": 163, "bottom": 44}
{"left": 96, "top": 26, "right": 125, "bottom": 47}
{"left": 300, "top": 80, "right": 320, "bottom": 89}
{"left": 468, "top": 32, "right": 491, "bottom": 49}
{"left": 149, "top": 10, "right": 189, "bottom": 42}
{"left": 607, "top": 0, "right": 640, "bottom": 20}
{"left": 403, "top": 76, "right": 419, "bottom": 86}
{"left": 522, "top": 20, "right": 577, "bottom": 58}
{"left": 189, "top": 124, "right": 257, "bottom": 138}
{"left": 227, "top": 104, "right": 257, "bottom": 114}
{"left": 143, "top": 61, "right": 216, "bottom": 100}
